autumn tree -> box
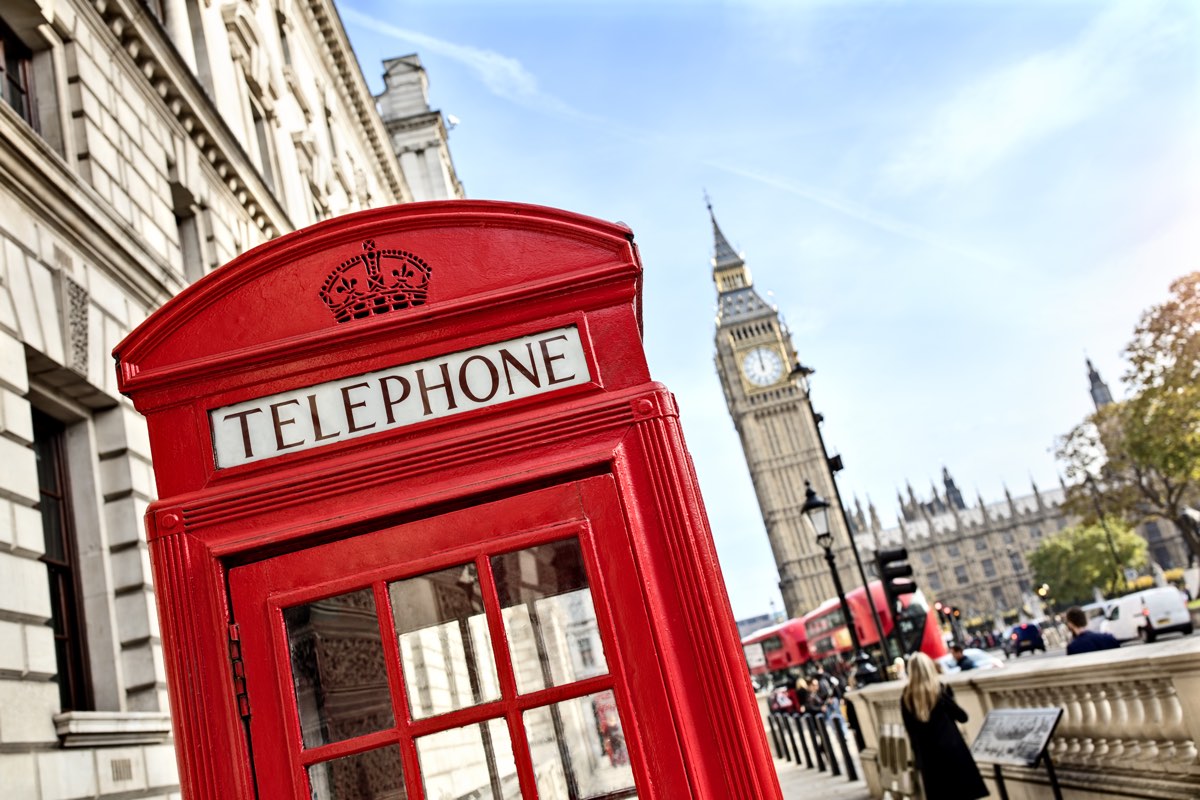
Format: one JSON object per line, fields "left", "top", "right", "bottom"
{"left": 1056, "top": 272, "right": 1200, "bottom": 564}
{"left": 1028, "top": 520, "right": 1147, "bottom": 606}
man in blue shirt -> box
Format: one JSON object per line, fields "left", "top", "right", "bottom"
{"left": 1065, "top": 606, "right": 1121, "bottom": 655}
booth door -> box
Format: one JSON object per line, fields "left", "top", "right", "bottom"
{"left": 228, "top": 476, "right": 686, "bottom": 800}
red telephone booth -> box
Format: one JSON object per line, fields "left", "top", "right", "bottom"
{"left": 114, "top": 201, "right": 782, "bottom": 800}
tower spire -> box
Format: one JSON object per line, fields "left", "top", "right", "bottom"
{"left": 1087, "top": 357, "right": 1113, "bottom": 410}
{"left": 706, "top": 195, "right": 743, "bottom": 271}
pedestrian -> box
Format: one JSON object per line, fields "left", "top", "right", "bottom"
{"left": 901, "top": 652, "right": 988, "bottom": 800}
{"left": 949, "top": 643, "right": 975, "bottom": 671}
{"left": 1064, "top": 605, "right": 1120, "bottom": 655}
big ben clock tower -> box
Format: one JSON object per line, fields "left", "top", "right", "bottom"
{"left": 709, "top": 204, "right": 855, "bottom": 618}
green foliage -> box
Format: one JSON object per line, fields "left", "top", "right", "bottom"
{"left": 1056, "top": 272, "right": 1200, "bottom": 562}
{"left": 1028, "top": 519, "right": 1147, "bottom": 606}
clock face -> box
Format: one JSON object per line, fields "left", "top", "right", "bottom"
{"left": 741, "top": 347, "right": 784, "bottom": 387}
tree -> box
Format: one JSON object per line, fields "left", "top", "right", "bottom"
{"left": 1056, "top": 272, "right": 1200, "bottom": 564}
{"left": 1028, "top": 520, "right": 1147, "bottom": 606}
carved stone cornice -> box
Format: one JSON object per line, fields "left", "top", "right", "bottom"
{"left": 299, "top": 0, "right": 410, "bottom": 203}
{"left": 89, "top": 0, "right": 291, "bottom": 239}
{"left": 0, "top": 105, "right": 182, "bottom": 309}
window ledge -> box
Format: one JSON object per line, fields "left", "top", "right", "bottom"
{"left": 53, "top": 711, "right": 172, "bottom": 747}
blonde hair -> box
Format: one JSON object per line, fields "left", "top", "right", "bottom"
{"left": 901, "top": 652, "right": 942, "bottom": 722}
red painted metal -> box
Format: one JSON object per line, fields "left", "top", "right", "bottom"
{"left": 115, "top": 201, "right": 782, "bottom": 799}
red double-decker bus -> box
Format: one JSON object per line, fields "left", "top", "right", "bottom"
{"left": 803, "top": 580, "right": 947, "bottom": 668}
{"left": 741, "top": 618, "right": 810, "bottom": 688}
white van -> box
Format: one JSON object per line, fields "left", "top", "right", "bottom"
{"left": 1100, "top": 587, "right": 1193, "bottom": 643}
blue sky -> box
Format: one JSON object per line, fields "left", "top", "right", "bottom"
{"left": 338, "top": 1, "right": 1200, "bottom": 620}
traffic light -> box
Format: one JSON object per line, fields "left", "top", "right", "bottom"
{"left": 876, "top": 546, "right": 916, "bottom": 613}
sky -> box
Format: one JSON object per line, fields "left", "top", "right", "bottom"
{"left": 337, "top": 0, "right": 1200, "bottom": 621}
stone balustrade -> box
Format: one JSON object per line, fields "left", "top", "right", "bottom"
{"left": 848, "top": 636, "right": 1200, "bottom": 799}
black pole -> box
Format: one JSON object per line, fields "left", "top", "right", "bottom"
{"left": 766, "top": 714, "right": 785, "bottom": 759}
{"left": 1043, "top": 751, "right": 1064, "bottom": 800}
{"left": 832, "top": 719, "right": 857, "bottom": 782}
{"left": 824, "top": 545, "right": 862, "bottom": 655}
{"left": 780, "top": 713, "right": 802, "bottom": 763}
{"left": 790, "top": 713, "right": 814, "bottom": 769}
{"left": 992, "top": 764, "right": 1009, "bottom": 800}
{"left": 800, "top": 370, "right": 892, "bottom": 669}
{"left": 805, "top": 714, "right": 827, "bottom": 772}
{"left": 817, "top": 716, "right": 841, "bottom": 776}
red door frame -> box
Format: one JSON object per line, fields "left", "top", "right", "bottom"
{"left": 114, "top": 201, "right": 782, "bottom": 800}
{"left": 231, "top": 477, "right": 684, "bottom": 799}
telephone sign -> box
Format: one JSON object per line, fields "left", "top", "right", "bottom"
{"left": 115, "top": 202, "right": 782, "bottom": 800}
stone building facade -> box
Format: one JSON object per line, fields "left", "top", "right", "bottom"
{"left": 0, "top": 0, "right": 459, "bottom": 797}
{"left": 709, "top": 206, "right": 855, "bottom": 619}
{"left": 851, "top": 471, "right": 1071, "bottom": 628}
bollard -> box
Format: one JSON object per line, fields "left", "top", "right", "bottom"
{"left": 789, "top": 713, "right": 814, "bottom": 769}
{"left": 832, "top": 716, "right": 858, "bottom": 782}
{"left": 804, "top": 713, "right": 827, "bottom": 772}
{"left": 818, "top": 715, "right": 841, "bottom": 777}
{"left": 766, "top": 713, "right": 786, "bottom": 760}
{"left": 779, "top": 713, "right": 802, "bottom": 764}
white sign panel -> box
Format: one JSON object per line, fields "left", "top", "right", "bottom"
{"left": 744, "top": 642, "right": 767, "bottom": 671}
{"left": 211, "top": 326, "right": 590, "bottom": 468}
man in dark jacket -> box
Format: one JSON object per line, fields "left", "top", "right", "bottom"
{"left": 1065, "top": 605, "right": 1121, "bottom": 655}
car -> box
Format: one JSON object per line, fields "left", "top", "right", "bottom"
{"left": 937, "top": 647, "right": 1005, "bottom": 673}
{"left": 1003, "top": 622, "right": 1046, "bottom": 657}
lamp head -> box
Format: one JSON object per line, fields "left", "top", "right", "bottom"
{"left": 801, "top": 481, "right": 832, "bottom": 547}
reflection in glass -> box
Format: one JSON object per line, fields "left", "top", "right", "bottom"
{"left": 491, "top": 540, "right": 607, "bottom": 694}
{"left": 524, "top": 691, "right": 637, "bottom": 800}
{"left": 307, "top": 746, "right": 407, "bottom": 800}
{"left": 389, "top": 563, "right": 499, "bottom": 719}
{"left": 285, "top": 588, "right": 395, "bottom": 749}
{"left": 417, "top": 718, "right": 519, "bottom": 800}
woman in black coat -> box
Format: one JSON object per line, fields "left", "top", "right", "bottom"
{"left": 901, "top": 652, "right": 989, "bottom": 800}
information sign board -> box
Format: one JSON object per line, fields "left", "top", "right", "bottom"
{"left": 970, "top": 707, "right": 1062, "bottom": 767}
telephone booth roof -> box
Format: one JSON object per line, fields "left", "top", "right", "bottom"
{"left": 116, "top": 200, "right": 643, "bottom": 404}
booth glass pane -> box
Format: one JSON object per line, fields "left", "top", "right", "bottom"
{"left": 523, "top": 690, "right": 636, "bottom": 800}
{"left": 491, "top": 539, "right": 608, "bottom": 694}
{"left": 389, "top": 563, "right": 500, "bottom": 720}
{"left": 307, "top": 746, "right": 407, "bottom": 800}
{"left": 284, "top": 588, "right": 395, "bottom": 749}
{"left": 416, "top": 718, "right": 519, "bottom": 800}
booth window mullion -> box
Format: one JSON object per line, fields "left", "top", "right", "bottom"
{"left": 477, "top": 552, "right": 540, "bottom": 800}
{"left": 372, "top": 580, "right": 427, "bottom": 800}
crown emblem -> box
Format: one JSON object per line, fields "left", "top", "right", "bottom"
{"left": 319, "top": 240, "right": 432, "bottom": 323}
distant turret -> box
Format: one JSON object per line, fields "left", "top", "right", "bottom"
{"left": 1087, "top": 358, "right": 1114, "bottom": 410}
{"left": 943, "top": 466, "right": 966, "bottom": 510}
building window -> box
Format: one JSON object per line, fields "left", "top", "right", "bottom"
{"left": 1009, "top": 552, "right": 1023, "bottom": 572}
{"left": 982, "top": 559, "right": 996, "bottom": 578}
{"left": 1029, "top": 527, "right": 1041, "bottom": 539}
{"left": 920, "top": 550, "right": 933, "bottom": 565}
{"left": 250, "top": 98, "right": 277, "bottom": 192}
{"left": 277, "top": 12, "right": 292, "bottom": 66}
{"left": 991, "top": 587, "right": 1005, "bottom": 605}
{"left": 34, "top": 410, "right": 93, "bottom": 712}
{"left": 955, "top": 565, "right": 969, "bottom": 585}
{"left": 947, "top": 543, "right": 960, "bottom": 558}
{"left": 928, "top": 571, "right": 942, "bottom": 591}
{"left": 975, "top": 538, "right": 988, "bottom": 551}
{"left": 0, "top": 18, "right": 35, "bottom": 129}
{"left": 1003, "top": 531, "right": 1015, "bottom": 544}
{"left": 577, "top": 636, "right": 595, "bottom": 668}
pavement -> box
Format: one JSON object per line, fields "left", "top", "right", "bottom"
{"left": 772, "top": 729, "right": 872, "bottom": 800}
{"left": 775, "top": 756, "right": 872, "bottom": 799}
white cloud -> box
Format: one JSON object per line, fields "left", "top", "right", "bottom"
{"left": 340, "top": 6, "right": 576, "bottom": 115}
{"left": 706, "top": 158, "right": 1011, "bottom": 268}
{"left": 885, "top": 2, "right": 1188, "bottom": 192}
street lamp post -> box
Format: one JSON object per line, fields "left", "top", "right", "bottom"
{"left": 790, "top": 363, "right": 893, "bottom": 667}
{"left": 802, "top": 481, "right": 879, "bottom": 686}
